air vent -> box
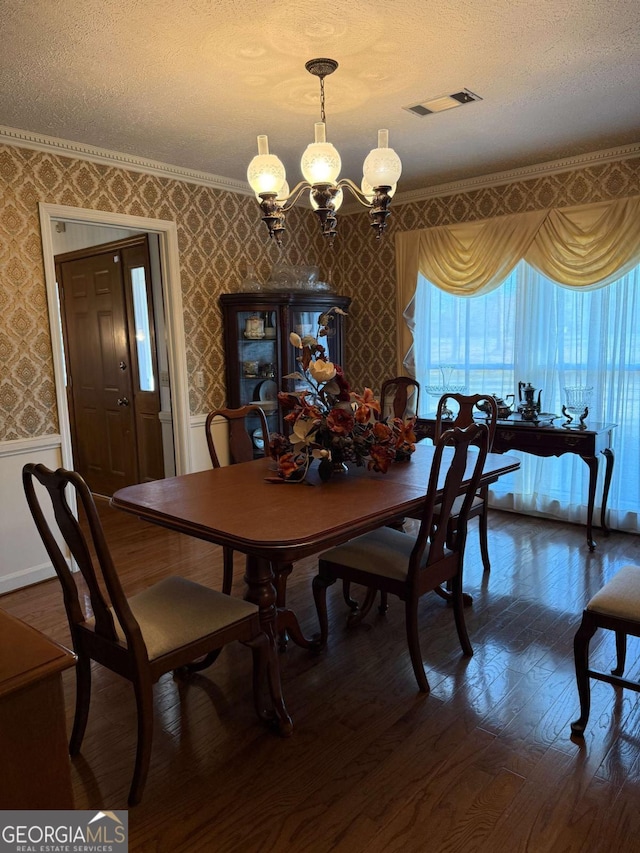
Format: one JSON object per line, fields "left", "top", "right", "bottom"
{"left": 404, "top": 89, "right": 482, "bottom": 117}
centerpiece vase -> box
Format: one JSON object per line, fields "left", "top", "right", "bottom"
{"left": 318, "top": 457, "right": 348, "bottom": 482}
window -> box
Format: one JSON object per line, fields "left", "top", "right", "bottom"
{"left": 131, "top": 266, "right": 155, "bottom": 392}
{"left": 412, "top": 260, "right": 640, "bottom": 533}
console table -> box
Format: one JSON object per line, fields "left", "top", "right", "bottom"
{"left": 416, "top": 417, "right": 616, "bottom": 551}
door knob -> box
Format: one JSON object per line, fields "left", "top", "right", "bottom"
{"left": 119, "top": 361, "right": 127, "bottom": 371}
{"left": 117, "top": 397, "right": 130, "bottom": 407}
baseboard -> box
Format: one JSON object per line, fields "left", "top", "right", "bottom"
{"left": 0, "top": 561, "right": 56, "bottom": 595}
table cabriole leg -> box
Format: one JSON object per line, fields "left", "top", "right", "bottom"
{"left": 583, "top": 455, "right": 599, "bottom": 551}
{"left": 600, "top": 447, "right": 614, "bottom": 536}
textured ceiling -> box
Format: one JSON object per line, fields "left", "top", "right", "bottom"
{"left": 1, "top": 0, "right": 639, "bottom": 194}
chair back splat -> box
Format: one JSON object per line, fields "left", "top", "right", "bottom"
{"left": 22, "top": 462, "right": 274, "bottom": 806}
{"left": 23, "top": 464, "right": 130, "bottom": 650}
{"left": 434, "top": 392, "right": 497, "bottom": 449}
{"left": 410, "top": 423, "right": 489, "bottom": 586}
{"left": 431, "top": 392, "right": 498, "bottom": 573}
{"left": 380, "top": 376, "right": 420, "bottom": 421}
{"left": 205, "top": 404, "right": 269, "bottom": 468}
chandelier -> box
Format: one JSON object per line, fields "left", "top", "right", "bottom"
{"left": 246, "top": 58, "right": 402, "bottom": 246}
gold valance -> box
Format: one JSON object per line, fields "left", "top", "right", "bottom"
{"left": 395, "top": 195, "right": 640, "bottom": 374}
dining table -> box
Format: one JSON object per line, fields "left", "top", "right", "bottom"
{"left": 111, "top": 441, "right": 520, "bottom": 734}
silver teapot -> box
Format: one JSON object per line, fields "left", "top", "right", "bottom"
{"left": 518, "top": 381, "right": 542, "bottom": 421}
{"left": 478, "top": 394, "right": 515, "bottom": 419}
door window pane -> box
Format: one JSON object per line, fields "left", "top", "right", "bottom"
{"left": 131, "top": 266, "right": 155, "bottom": 392}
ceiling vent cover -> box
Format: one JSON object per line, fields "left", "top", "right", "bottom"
{"left": 404, "top": 89, "right": 482, "bottom": 117}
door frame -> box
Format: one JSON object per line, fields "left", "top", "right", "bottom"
{"left": 39, "top": 202, "right": 192, "bottom": 477}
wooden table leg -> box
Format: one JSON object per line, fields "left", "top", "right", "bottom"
{"left": 276, "top": 608, "right": 316, "bottom": 650}
{"left": 600, "top": 447, "right": 614, "bottom": 536}
{"left": 583, "top": 455, "right": 599, "bottom": 551}
{"left": 243, "top": 555, "right": 293, "bottom": 735}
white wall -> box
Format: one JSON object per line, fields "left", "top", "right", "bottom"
{"left": 0, "top": 436, "right": 64, "bottom": 594}
{"left": 0, "top": 416, "right": 211, "bottom": 594}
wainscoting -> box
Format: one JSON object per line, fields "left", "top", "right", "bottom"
{"left": 0, "top": 434, "right": 62, "bottom": 593}
{"left": 0, "top": 415, "right": 213, "bottom": 593}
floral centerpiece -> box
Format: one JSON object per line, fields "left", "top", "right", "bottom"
{"left": 268, "top": 307, "right": 416, "bottom": 482}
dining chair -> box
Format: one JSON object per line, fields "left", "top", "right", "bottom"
{"left": 342, "top": 376, "right": 421, "bottom": 619}
{"left": 433, "top": 393, "right": 498, "bottom": 573}
{"left": 206, "top": 405, "right": 275, "bottom": 595}
{"left": 206, "top": 405, "right": 295, "bottom": 645}
{"left": 571, "top": 564, "right": 640, "bottom": 737}
{"left": 379, "top": 376, "right": 420, "bottom": 421}
{"left": 312, "top": 422, "right": 490, "bottom": 692}
{"left": 22, "top": 462, "right": 275, "bottom": 806}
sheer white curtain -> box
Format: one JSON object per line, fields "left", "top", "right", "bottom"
{"left": 411, "top": 260, "right": 640, "bottom": 533}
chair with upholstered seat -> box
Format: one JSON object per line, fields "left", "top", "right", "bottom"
{"left": 22, "top": 462, "right": 275, "bottom": 806}
{"left": 342, "top": 377, "right": 421, "bottom": 619}
{"left": 312, "top": 422, "right": 489, "bottom": 692}
{"left": 571, "top": 564, "right": 640, "bottom": 737}
{"left": 433, "top": 393, "right": 498, "bottom": 573}
{"left": 206, "top": 405, "right": 272, "bottom": 595}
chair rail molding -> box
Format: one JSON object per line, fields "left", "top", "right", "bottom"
{"left": 0, "top": 434, "right": 62, "bottom": 458}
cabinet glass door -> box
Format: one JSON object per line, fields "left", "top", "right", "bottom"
{"left": 287, "top": 307, "right": 342, "bottom": 395}
{"left": 235, "top": 309, "right": 278, "bottom": 446}
{"left": 220, "top": 293, "right": 349, "bottom": 449}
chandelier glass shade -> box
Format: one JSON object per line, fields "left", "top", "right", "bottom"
{"left": 246, "top": 136, "right": 287, "bottom": 196}
{"left": 301, "top": 122, "right": 342, "bottom": 185}
{"left": 362, "top": 129, "right": 402, "bottom": 189}
{"left": 247, "top": 58, "right": 402, "bottom": 246}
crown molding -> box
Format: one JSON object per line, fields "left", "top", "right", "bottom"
{"left": 0, "top": 125, "right": 253, "bottom": 195}
{"left": 391, "top": 143, "right": 640, "bottom": 207}
{"left": 340, "top": 142, "right": 640, "bottom": 213}
{"left": 3, "top": 125, "right": 638, "bottom": 207}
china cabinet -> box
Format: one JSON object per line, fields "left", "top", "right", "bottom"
{"left": 220, "top": 292, "right": 350, "bottom": 447}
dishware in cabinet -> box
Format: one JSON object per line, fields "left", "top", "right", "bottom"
{"left": 220, "top": 292, "right": 351, "bottom": 446}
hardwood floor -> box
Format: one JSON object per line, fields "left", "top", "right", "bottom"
{"left": 3, "top": 504, "right": 640, "bottom": 852}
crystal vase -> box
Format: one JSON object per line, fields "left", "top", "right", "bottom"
{"left": 562, "top": 385, "right": 593, "bottom": 429}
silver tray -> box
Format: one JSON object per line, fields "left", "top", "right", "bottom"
{"left": 503, "top": 412, "right": 560, "bottom": 427}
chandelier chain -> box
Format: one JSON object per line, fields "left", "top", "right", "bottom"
{"left": 319, "top": 75, "right": 326, "bottom": 124}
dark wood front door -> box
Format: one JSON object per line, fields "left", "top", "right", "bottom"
{"left": 56, "top": 236, "right": 164, "bottom": 496}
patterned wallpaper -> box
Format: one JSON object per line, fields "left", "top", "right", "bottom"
{"left": 0, "top": 144, "right": 327, "bottom": 440}
{"left": 1, "top": 141, "right": 639, "bottom": 443}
